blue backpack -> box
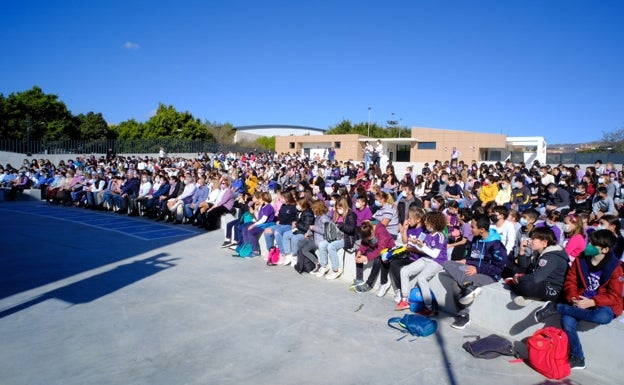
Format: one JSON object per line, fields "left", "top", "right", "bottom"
{"left": 236, "top": 242, "right": 253, "bottom": 258}
{"left": 387, "top": 314, "right": 438, "bottom": 340}
{"left": 409, "top": 286, "right": 439, "bottom": 313}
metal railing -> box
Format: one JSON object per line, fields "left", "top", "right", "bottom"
{"left": 0, "top": 139, "right": 255, "bottom": 156}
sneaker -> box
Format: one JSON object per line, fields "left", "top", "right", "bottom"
{"left": 459, "top": 286, "right": 482, "bottom": 305}
{"left": 311, "top": 264, "right": 321, "bottom": 274}
{"left": 315, "top": 266, "right": 330, "bottom": 278}
{"left": 534, "top": 301, "right": 559, "bottom": 323}
{"left": 325, "top": 269, "right": 342, "bottom": 280}
{"left": 417, "top": 307, "right": 437, "bottom": 317}
{"left": 451, "top": 315, "right": 471, "bottom": 330}
{"left": 349, "top": 280, "right": 365, "bottom": 290}
{"left": 569, "top": 356, "right": 585, "bottom": 370}
{"left": 355, "top": 283, "right": 371, "bottom": 293}
{"left": 393, "top": 290, "right": 402, "bottom": 303}
{"left": 282, "top": 254, "right": 293, "bottom": 266}
{"left": 513, "top": 295, "right": 536, "bottom": 307}
{"left": 220, "top": 241, "right": 231, "bottom": 248}
{"left": 376, "top": 282, "right": 391, "bottom": 297}
{"left": 395, "top": 299, "right": 410, "bottom": 311}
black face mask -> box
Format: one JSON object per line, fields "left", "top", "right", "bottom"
{"left": 490, "top": 214, "right": 499, "bottom": 223}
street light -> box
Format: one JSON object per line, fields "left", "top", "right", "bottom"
{"left": 367, "top": 107, "right": 371, "bottom": 137}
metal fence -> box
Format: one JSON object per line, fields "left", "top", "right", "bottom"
{"left": 545, "top": 152, "right": 624, "bottom": 166}
{"left": 0, "top": 139, "right": 256, "bottom": 156}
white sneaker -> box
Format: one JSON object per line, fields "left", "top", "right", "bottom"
{"left": 393, "top": 290, "right": 402, "bottom": 303}
{"left": 325, "top": 269, "right": 342, "bottom": 280}
{"left": 315, "top": 266, "right": 330, "bottom": 278}
{"left": 282, "top": 254, "right": 292, "bottom": 266}
{"left": 376, "top": 282, "right": 391, "bottom": 297}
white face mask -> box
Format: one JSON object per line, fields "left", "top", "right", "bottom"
{"left": 337, "top": 209, "right": 344, "bottom": 215}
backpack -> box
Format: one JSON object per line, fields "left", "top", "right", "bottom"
{"left": 387, "top": 314, "right": 438, "bottom": 340}
{"left": 526, "top": 326, "right": 571, "bottom": 380}
{"left": 409, "top": 286, "right": 438, "bottom": 313}
{"left": 462, "top": 334, "right": 514, "bottom": 359}
{"left": 380, "top": 245, "right": 410, "bottom": 262}
{"left": 324, "top": 221, "right": 341, "bottom": 242}
{"left": 236, "top": 242, "right": 253, "bottom": 258}
{"left": 267, "top": 246, "right": 280, "bottom": 266}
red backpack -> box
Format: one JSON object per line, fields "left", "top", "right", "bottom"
{"left": 526, "top": 326, "right": 571, "bottom": 380}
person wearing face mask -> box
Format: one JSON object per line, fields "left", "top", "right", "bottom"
{"left": 534, "top": 229, "right": 623, "bottom": 370}
{"left": 397, "top": 183, "right": 423, "bottom": 224}
{"left": 166, "top": 175, "right": 197, "bottom": 224}
{"left": 563, "top": 213, "right": 587, "bottom": 265}
{"left": 508, "top": 227, "right": 570, "bottom": 306}
{"left": 183, "top": 177, "right": 209, "bottom": 225}
{"left": 128, "top": 173, "right": 152, "bottom": 216}
{"left": 316, "top": 199, "right": 357, "bottom": 279}
{"left": 353, "top": 195, "right": 373, "bottom": 227}
{"left": 489, "top": 205, "right": 516, "bottom": 256}
{"left": 591, "top": 186, "right": 617, "bottom": 221}
{"left": 504, "top": 208, "right": 540, "bottom": 279}
{"left": 352, "top": 219, "right": 396, "bottom": 293}
{"left": 510, "top": 176, "right": 532, "bottom": 213}
{"left": 372, "top": 191, "right": 400, "bottom": 238}
{"left": 396, "top": 211, "right": 448, "bottom": 315}
{"left": 595, "top": 214, "right": 624, "bottom": 260}
{"left": 478, "top": 175, "right": 499, "bottom": 208}
{"left": 203, "top": 178, "right": 235, "bottom": 231}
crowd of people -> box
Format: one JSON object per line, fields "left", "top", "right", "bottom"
{"left": 2, "top": 149, "right": 624, "bottom": 370}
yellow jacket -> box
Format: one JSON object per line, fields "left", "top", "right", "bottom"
{"left": 479, "top": 183, "right": 499, "bottom": 204}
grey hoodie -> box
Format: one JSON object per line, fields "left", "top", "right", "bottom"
{"left": 517, "top": 245, "right": 570, "bottom": 295}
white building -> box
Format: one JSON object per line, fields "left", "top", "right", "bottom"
{"left": 233, "top": 125, "right": 325, "bottom": 143}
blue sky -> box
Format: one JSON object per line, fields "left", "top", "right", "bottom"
{"left": 1, "top": 0, "right": 623, "bottom": 145}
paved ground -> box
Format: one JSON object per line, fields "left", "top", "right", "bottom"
{"left": 0, "top": 201, "right": 614, "bottom": 385}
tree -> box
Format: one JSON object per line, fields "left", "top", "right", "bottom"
{"left": 325, "top": 119, "right": 406, "bottom": 138}
{"left": 143, "top": 103, "right": 213, "bottom": 140}
{"left": 74, "top": 112, "right": 109, "bottom": 140}
{"left": 600, "top": 125, "right": 624, "bottom": 152}
{"left": 205, "top": 121, "right": 235, "bottom": 144}
{"left": 0, "top": 86, "right": 75, "bottom": 141}
{"left": 113, "top": 119, "right": 145, "bottom": 140}
{"left": 255, "top": 136, "right": 276, "bottom": 151}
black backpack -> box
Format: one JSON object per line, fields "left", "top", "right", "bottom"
{"left": 462, "top": 334, "right": 514, "bottom": 359}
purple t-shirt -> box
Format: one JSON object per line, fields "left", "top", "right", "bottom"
{"left": 256, "top": 203, "right": 275, "bottom": 224}
{"left": 421, "top": 232, "right": 448, "bottom": 266}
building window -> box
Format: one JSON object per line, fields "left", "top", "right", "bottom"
{"left": 417, "top": 142, "right": 436, "bottom": 150}
{"left": 289, "top": 142, "right": 295, "bottom": 149}
{"left": 334, "top": 141, "right": 341, "bottom": 149}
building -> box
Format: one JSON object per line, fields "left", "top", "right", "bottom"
{"left": 233, "top": 125, "right": 325, "bottom": 143}
{"left": 274, "top": 126, "right": 545, "bottom": 165}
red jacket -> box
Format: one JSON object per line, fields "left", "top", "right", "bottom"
{"left": 358, "top": 224, "right": 395, "bottom": 262}
{"left": 563, "top": 254, "right": 623, "bottom": 316}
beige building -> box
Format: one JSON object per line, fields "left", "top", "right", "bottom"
{"left": 275, "top": 127, "right": 509, "bottom": 164}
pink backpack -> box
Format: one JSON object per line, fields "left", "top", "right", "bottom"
{"left": 527, "top": 326, "right": 571, "bottom": 380}
{"left": 267, "top": 246, "right": 280, "bottom": 266}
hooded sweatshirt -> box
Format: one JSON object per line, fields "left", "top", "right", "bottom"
{"left": 467, "top": 228, "right": 507, "bottom": 280}
{"left": 517, "top": 245, "right": 570, "bottom": 296}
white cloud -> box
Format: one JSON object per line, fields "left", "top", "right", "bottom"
{"left": 123, "top": 41, "right": 140, "bottom": 50}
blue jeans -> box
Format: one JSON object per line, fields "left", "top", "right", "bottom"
{"left": 282, "top": 231, "right": 304, "bottom": 255}
{"left": 263, "top": 224, "right": 292, "bottom": 252}
{"left": 557, "top": 303, "right": 615, "bottom": 359}
{"left": 318, "top": 239, "right": 344, "bottom": 271}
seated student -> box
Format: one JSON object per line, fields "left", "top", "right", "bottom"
{"left": 563, "top": 213, "right": 586, "bottom": 265}
{"left": 504, "top": 208, "right": 539, "bottom": 278}
{"left": 220, "top": 192, "right": 252, "bottom": 248}
{"left": 263, "top": 191, "right": 298, "bottom": 255}
{"left": 4, "top": 171, "right": 31, "bottom": 201}
{"left": 591, "top": 185, "right": 617, "bottom": 221}
{"left": 282, "top": 198, "right": 315, "bottom": 266}
{"left": 443, "top": 213, "right": 507, "bottom": 329}
{"left": 316, "top": 199, "right": 358, "bottom": 280}
{"left": 165, "top": 174, "right": 196, "bottom": 223}
{"left": 203, "top": 178, "right": 235, "bottom": 231}
{"left": 490, "top": 205, "right": 516, "bottom": 256}
{"left": 144, "top": 175, "right": 170, "bottom": 216}
{"left": 396, "top": 211, "right": 448, "bottom": 315}
{"left": 183, "top": 177, "right": 209, "bottom": 224}
{"left": 534, "top": 210, "right": 563, "bottom": 245}
{"left": 241, "top": 191, "right": 275, "bottom": 257}
{"left": 448, "top": 208, "right": 473, "bottom": 261}
{"left": 596, "top": 214, "right": 624, "bottom": 261}
{"left": 534, "top": 229, "right": 623, "bottom": 370}
{"left": 511, "top": 176, "right": 532, "bottom": 213}
{"left": 507, "top": 227, "right": 570, "bottom": 306}
{"left": 353, "top": 194, "right": 373, "bottom": 228}
{"left": 443, "top": 175, "right": 463, "bottom": 204}
{"left": 352, "top": 219, "right": 396, "bottom": 293}
{"left": 294, "top": 199, "right": 330, "bottom": 272}
{"left": 384, "top": 207, "right": 427, "bottom": 294}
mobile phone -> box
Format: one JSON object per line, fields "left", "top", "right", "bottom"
{"left": 418, "top": 232, "right": 427, "bottom": 242}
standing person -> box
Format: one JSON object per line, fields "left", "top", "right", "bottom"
{"left": 534, "top": 229, "right": 623, "bottom": 370}
{"left": 443, "top": 213, "right": 507, "bottom": 329}
{"left": 374, "top": 139, "right": 383, "bottom": 167}
{"left": 364, "top": 141, "right": 374, "bottom": 171}
{"left": 450, "top": 146, "right": 461, "bottom": 165}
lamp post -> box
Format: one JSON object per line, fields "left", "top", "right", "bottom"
{"left": 367, "top": 107, "right": 371, "bottom": 137}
